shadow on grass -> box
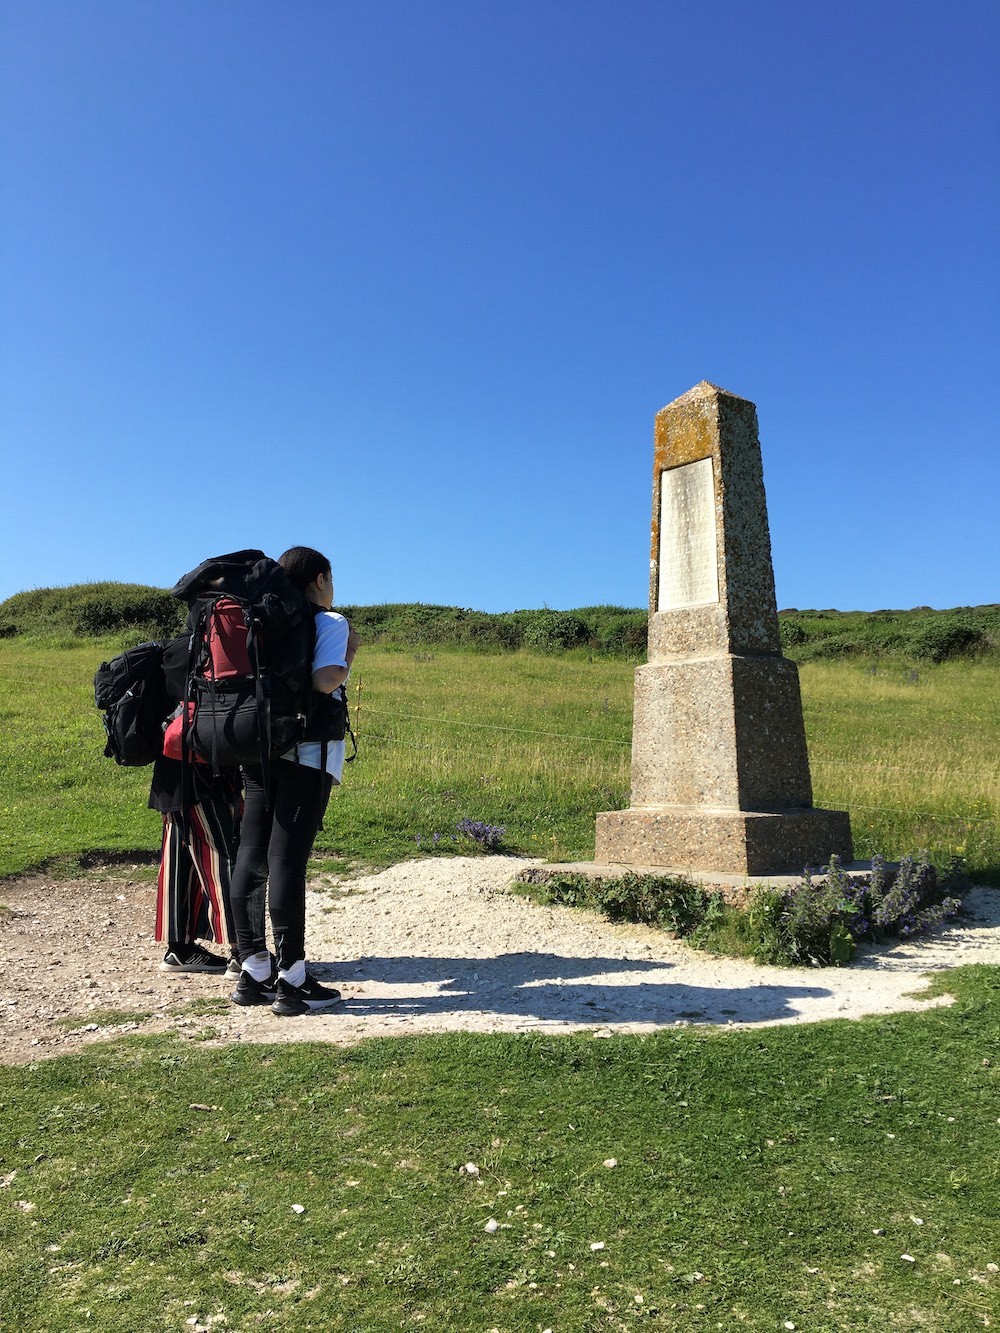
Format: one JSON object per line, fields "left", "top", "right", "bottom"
{"left": 319, "top": 950, "right": 832, "bottom": 1026}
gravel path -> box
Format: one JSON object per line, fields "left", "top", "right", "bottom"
{"left": 2, "top": 856, "right": 998, "bottom": 1066}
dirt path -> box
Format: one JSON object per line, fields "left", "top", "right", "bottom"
{"left": 2, "top": 857, "right": 998, "bottom": 1066}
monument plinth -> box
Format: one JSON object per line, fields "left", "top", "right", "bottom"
{"left": 595, "top": 381, "right": 851, "bottom": 875}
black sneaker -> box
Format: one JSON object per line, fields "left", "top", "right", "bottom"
{"left": 271, "top": 973, "right": 342, "bottom": 1017}
{"left": 159, "top": 945, "right": 227, "bottom": 974}
{"left": 225, "top": 955, "right": 242, "bottom": 981}
{"left": 230, "top": 967, "right": 278, "bottom": 1007}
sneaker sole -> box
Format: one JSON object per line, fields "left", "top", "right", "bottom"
{"left": 271, "top": 992, "right": 342, "bottom": 1017}
{"left": 230, "top": 988, "right": 277, "bottom": 1007}
{"left": 159, "top": 961, "right": 227, "bottom": 973}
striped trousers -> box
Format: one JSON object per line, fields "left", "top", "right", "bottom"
{"left": 155, "top": 798, "right": 240, "bottom": 947}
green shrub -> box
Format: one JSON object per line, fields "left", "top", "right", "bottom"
{"left": 517, "top": 871, "right": 717, "bottom": 935}
{"left": 334, "top": 604, "right": 643, "bottom": 655}
{"left": 515, "top": 854, "right": 965, "bottom": 968}
{"left": 744, "top": 853, "right": 965, "bottom": 966}
{"left": 463, "top": 613, "right": 524, "bottom": 650}
{"left": 591, "top": 613, "right": 648, "bottom": 655}
{"left": 4, "top": 582, "right": 998, "bottom": 665}
{"left": 779, "top": 605, "right": 1000, "bottom": 665}
{"left": 598, "top": 873, "right": 713, "bottom": 932}
{"left": 778, "top": 619, "right": 808, "bottom": 647}
{"left": 909, "top": 619, "right": 987, "bottom": 663}
{"left": 800, "top": 629, "right": 907, "bottom": 660}
{"left": 0, "top": 583, "right": 184, "bottom": 639}
{"left": 521, "top": 610, "right": 591, "bottom": 652}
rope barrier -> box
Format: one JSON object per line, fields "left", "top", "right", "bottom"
{"left": 811, "top": 755, "right": 1000, "bottom": 778}
{"left": 358, "top": 731, "right": 523, "bottom": 756}
{"left": 359, "top": 729, "right": 631, "bottom": 758}
{"left": 361, "top": 706, "right": 631, "bottom": 746}
{"left": 356, "top": 738, "right": 995, "bottom": 828}
{"left": 356, "top": 705, "right": 999, "bottom": 753}
{"left": 352, "top": 685, "right": 997, "bottom": 830}
{"left": 830, "top": 803, "right": 997, "bottom": 825}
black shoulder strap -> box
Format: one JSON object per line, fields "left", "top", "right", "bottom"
{"left": 311, "top": 604, "right": 357, "bottom": 763}
{"left": 312, "top": 604, "right": 327, "bottom": 774}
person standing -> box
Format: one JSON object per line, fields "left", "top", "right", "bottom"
{"left": 150, "top": 637, "right": 243, "bottom": 974}
{"left": 228, "top": 546, "right": 358, "bottom": 1016}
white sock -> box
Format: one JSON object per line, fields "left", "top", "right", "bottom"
{"left": 242, "top": 951, "right": 272, "bottom": 982}
{"left": 279, "top": 959, "right": 306, "bottom": 988}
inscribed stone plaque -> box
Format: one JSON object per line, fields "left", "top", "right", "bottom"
{"left": 657, "top": 457, "right": 719, "bottom": 611}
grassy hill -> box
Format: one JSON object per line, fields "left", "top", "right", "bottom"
{"left": 1, "top": 583, "right": 998, "bottom": 663}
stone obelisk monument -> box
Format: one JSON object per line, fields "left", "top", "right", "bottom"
{"left": 595, "top": 382, "right": 851, "bottom": 875}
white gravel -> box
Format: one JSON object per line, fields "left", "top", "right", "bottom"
{"left": 3, "top": 855, "right": 998, "bottom": 1064}
{"left": 300, "top": 856, "right": 1000, "bottom": 1039}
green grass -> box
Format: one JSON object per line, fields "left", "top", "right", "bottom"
{"left": 1, "top": 966, "right": 997, "bottom": 1330}
{"left": 338, "top": 645, "right": 633, "bottom": 864}
{"left": 1, "top": 642, "right": 998, "bottom": 881}
{"left": 801, "top": 660, "right": 1000, "bottom": 882}
{"left": 2, "top": 642, "right": 998, "bottom": 1328}
{"left": 0, "top": 638, "right": 166, "bottom": 874}
{"left": 55, "top": 1010, "right": 153, "bottom": 1032}
{"left": 0, "top": 639, "right": 634, "bottom": 873}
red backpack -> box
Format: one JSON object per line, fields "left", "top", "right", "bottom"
{"left": 161, "top": 598, "right": 258, "bottom": 766}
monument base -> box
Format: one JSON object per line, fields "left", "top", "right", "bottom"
{"left": 594, "top": 806, "right": 852, "bottom": 876}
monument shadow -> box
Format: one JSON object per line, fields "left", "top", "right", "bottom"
{"left": 317, "top": 951, "right": 832, "bottom": 1027}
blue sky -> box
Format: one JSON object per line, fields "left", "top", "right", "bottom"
{"left": 2, "top": 0, "right": 997, "bottom": 612}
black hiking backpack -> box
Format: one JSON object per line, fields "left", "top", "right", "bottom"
{"left": 169, "top": 550, "right": 350, "bottom": 793}
{"left": 94, "top": 641, "right": 169, "bottom": 766}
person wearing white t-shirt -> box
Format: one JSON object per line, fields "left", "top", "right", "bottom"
{"left": 281, "top": 604, "right": 351, "bottom": 780}
{"left": 228, "top": 546, "right": 359, "bottom": 1016}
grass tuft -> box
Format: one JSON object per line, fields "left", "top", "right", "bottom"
{"left": 55, "top": 1009, "right": 153, "bottom": 1031}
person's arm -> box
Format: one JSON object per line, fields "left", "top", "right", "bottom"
{"left": 313, "top": 624, "right": 360, "bottom": 694}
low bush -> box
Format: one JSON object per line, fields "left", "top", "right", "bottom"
{"left": 338, "top": 604, "right": 646, "bottom": 656}
{"left": 780, "top": 605, "right": 1000, "bottom": 664}
{"left": 454, "top": 818, "right": 506, "bottom": 851}
{"left": 521, "top": 610, "right": 591, "bottom": 652}
{"left": 747, "top": 853, "right": 965, "bottom": 965}
{"left": 910, "top": 619, "right": 988, "bottom": 663}
{"left": 416, "top": 819, "right": 507, "bottom": 853}
{"left": 778, "top": 619, "right": 808, "bottom": 647}
{"left": 513, "top": 853, "right": 965, "bottom": 967}
{"left": 517, "top": 870, "right": 716, "bottom": 935}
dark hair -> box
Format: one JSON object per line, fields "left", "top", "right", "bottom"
{"left": 278, "top": 546, "right": 331, "bottom": 592}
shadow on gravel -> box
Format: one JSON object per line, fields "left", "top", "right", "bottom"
{"left": 320, "top": 951, "right": 832, "bottom": 1026}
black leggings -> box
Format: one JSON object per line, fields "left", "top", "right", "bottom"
{"left": 228, "top": 760, "right": 332, "bottom": 970}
